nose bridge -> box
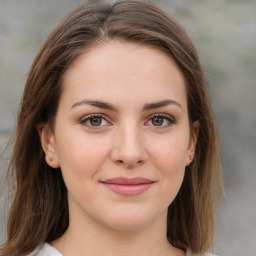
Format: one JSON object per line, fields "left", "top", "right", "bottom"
{"left": 111, "top": 121, "right": 147, "bottom": 167}
{"left": 122, "top": 124, "right": 141, "bottom": 150}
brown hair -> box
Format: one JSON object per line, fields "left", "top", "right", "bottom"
{"left": 0, "top": 1, "right": 222, "bottom": 255}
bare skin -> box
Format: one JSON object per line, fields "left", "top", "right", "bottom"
{"left": 40, "top": 41, "right": 197, "bottom": 256}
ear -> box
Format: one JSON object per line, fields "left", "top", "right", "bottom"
{"left": 185, "top": 121, "right": 199, "bottom": 166}
{"left": 37, "top": 124, "right": 60, "bottom": 169}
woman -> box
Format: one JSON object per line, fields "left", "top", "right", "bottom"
{"left": 0, "top": 1, "right": 223, "bottom": 255}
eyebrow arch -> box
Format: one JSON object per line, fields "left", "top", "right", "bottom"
{"left": 70, "top": 99, "right": 118, "bottom": 112}
{"left": 142, "top": 99, "right": 183, "bottom": 111}
{"left": 70, "top": 98, "right": 183, "bottom": 112}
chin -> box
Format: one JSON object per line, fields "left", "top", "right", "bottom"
{"left": 98, "top": 205, "right": 162, "bottom": 232}
{"left": 104, "top": 217, "right": 151, "bottom": 232}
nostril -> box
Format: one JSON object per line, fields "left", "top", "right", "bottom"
{"left": 114, "top": 159, "right": 144, "bottom": 168}
{"left": 137, "top": 160, "right": 145, "bottom": 167}
{"left": 110, "top": 145, "right": 148, "bottom": 168}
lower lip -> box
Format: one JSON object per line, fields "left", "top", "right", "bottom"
{"left": 101, "top": 183, "right": 154, "bottom": 195}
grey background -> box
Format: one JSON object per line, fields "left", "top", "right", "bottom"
{"left": 0, "top": 0, "right": 256, "bottom": 255}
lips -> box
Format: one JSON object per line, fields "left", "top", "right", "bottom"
{"left": 100, "top": 177, "right": 155, "bottom": 195}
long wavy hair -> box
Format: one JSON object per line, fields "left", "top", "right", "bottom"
{"left": 1, "top": 1, "right": 222, "bottom": 255}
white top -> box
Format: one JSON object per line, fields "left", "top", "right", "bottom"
{"left": 27, "top": 243, "right": 62, "bottom": 256}
{"left": 28, "top": 243, "right": 218, "bottom": 256}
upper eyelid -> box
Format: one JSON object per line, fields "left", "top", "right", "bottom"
{"left": 80, "top": 113, "right": 108, "bottom": 121}
{"left": 147, "top": 112, "right": 175, "bottom": 121}
{"left": 79, "top": 112, "right": 175, "bottom": 124}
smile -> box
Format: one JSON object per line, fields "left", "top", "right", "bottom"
{"left": 100, "top": 177, "right": 155, "bottom": 195}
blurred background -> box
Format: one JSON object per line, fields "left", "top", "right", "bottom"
{"left": 0, "top": 0, "right": 255, "bottom": 255}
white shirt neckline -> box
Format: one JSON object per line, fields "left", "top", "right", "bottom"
{"left": 29, "top": 242, "right": 217, "bottom": 256}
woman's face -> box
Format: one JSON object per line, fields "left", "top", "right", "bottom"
{"left": 40, "top": 41, "right": 197, "bottom": 232}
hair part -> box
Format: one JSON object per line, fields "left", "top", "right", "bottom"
{"left": 1, "top": 1, "right": 222, "bottom": 255}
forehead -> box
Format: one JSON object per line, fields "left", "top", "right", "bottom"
{"left": 61, "top": 41, "right": 187, "bottom": 111}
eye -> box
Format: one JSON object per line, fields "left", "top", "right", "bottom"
{"left": 146, "top": 114, "right": 175, "bottom": 128}
{"left": 80, "top": 114, "right": 110, "bottom": 129}
{"left": 151, "top": 116, "right": 165, "bottom": 126}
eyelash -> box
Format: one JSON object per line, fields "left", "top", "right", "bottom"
{"left": 145, "top": 113, "right": 175, "bottom": 128}
{"left": 80, "top": 113, "right": 175, "bottom": 129}
{"left": 80, "top": 114, "right": 111, "bottom": 129}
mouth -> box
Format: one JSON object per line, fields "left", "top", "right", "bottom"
{"left": 100, "top": 177, "right": 155, "bottom": 195}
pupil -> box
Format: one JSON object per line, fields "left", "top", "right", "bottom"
{"left": 152, "top": 117, "right": 163, "bottom": 126}
{"left": 90, "top": 117, "right": 102, "bottom": 126}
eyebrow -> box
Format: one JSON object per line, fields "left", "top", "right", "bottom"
{"left": 70, "top": 99, "right": 118, "bottom": 112}
{"left": 70, "top": 99, "right": 183, "bottom": 112}
{"left": 142, "top": 99, "right": 183, "bottom": 111}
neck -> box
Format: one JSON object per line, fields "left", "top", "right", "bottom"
{"left": 51, "top": 210, "right": 185, "bottom": 256}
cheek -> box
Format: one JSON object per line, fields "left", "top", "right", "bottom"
{"left": 157, "top": 143, "right": 186, "bottom": 186}
{"left": 149, "top": 136, "right": 188, "bottom": 199}
{"left": 55, "top": 132, "right": 111, "bottom": 182}
{"left": 151, "top": 135, "right": 189, "bottom": 172}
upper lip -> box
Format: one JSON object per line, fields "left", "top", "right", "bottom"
{"left": 101, "top": 177, "right": 155, "bottom": 185}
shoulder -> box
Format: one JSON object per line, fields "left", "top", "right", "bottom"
{"left": 27, "top": 243, "right": 62, "bottom": 256}
{"left": 186, "top": 249, "right": 218, "bottom": 256}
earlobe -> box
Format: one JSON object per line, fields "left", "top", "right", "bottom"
{"left": 185, "top": 121, "right": 199, "bottom": 166}
{"left": 37, "top": 124, "right": 60, "bottom": 169}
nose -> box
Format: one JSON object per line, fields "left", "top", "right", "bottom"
{"left": 110, "top": 125, "right": 148, "bottom": 168}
